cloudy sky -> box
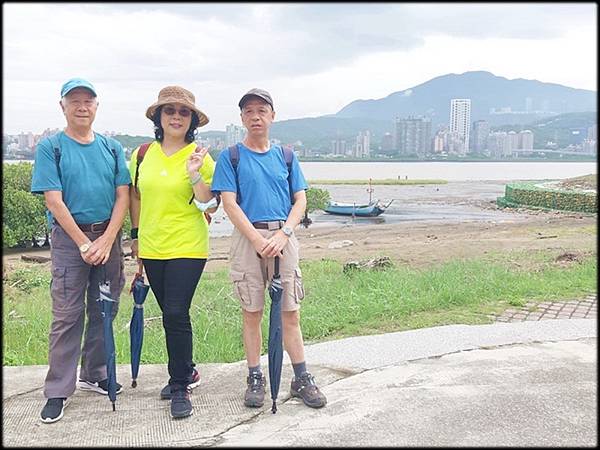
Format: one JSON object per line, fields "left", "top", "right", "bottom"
{"left": 3, "top": 2, "right": 597, "bottom": 136}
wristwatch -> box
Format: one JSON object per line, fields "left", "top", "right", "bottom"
{"left": 79, "top": 242, "right": 92, "bottom": 253}
{"left": 281, "top": 226, "right": 293, "bottom": 237}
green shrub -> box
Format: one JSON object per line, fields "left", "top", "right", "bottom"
{"left": 498, "top": 182, "right": 597, "bottom": 213}
{"left": 3, "top": 163, "right": 48, "bottom": 248}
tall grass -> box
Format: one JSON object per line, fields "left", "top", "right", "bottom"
{"left": 2, "top": 251, "right": 596, "bottom": 366}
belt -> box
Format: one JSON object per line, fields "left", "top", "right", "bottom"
{"left": 77, "top": 219, "right": 110, "bottom": 233}
{"left": 253, "top": 220, "right": 285, "bottom": 231}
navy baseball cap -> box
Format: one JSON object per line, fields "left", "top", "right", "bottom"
{"left": 60, "top": 78, "right": 97, "bottom": 97}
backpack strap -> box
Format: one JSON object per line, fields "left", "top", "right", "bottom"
{"left": 134, "top": 142, "right": 152, "bottom": 194}
{"left": 228, "top": 144, "right": 241, "bottom": 204}
{"left": 48, "top": 134, "right": 62, "bottom": 183}
{"left": 97, "top": 134, "right": 119, "bottom": 179}
{"left": 281, "top": 146, "right": 295, "bottom": 205}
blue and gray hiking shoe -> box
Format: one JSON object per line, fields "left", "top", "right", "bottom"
{"left": 290, "top": 372, "right": 327, "bottom": 408}
{"left": 244, "top": 372, "right": 266, "bottom": 407}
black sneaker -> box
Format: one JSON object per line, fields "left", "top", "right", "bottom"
{"left": 78, "top": 378, "right": 123, "bottom": 395}
{"left": 290, "top": 372, "right": 327, "bottom": 408}
{"left": 170, "top": 387, "right": 193, "bottom": 419}
{"left": 244, "top": 372, "right": 266, "bottom": 407}
{"left": 40, "top": 398, "right": 69, "bottom": 423}
{"left": 160, "top": 368, "right": 201, "bottom": 400}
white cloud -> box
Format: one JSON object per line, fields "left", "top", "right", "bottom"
{"left": 2, "top": 2, "right": 596, "bottom": 135}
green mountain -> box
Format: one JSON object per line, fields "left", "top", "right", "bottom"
{"left": 336, "top": 71, "right": 596, "bottom": 129}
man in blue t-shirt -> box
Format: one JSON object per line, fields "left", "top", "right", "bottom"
{"left": 212, "top": 88, "right": 327, "bottom": 410}
{"left": 31, "top": 78, "right": 131, "bottom": 423}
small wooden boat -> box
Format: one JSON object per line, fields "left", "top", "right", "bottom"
{"left": 324, "top": 199, "right": 394, "bottom": 217}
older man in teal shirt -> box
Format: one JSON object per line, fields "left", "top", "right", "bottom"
{"left": 31, "top": 78, "right": 131, "bottom": 423}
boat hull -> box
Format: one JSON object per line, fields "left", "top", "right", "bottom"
{"left": 324, "top": 203, "right": 386, "bottom": 217}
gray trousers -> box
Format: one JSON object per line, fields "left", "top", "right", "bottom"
{"left": 44, "top": 224, "right": 125, "bottom": 399}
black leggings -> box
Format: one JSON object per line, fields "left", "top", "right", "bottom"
{"left": 142, "top": 258, "right": 206, "bottom": 391}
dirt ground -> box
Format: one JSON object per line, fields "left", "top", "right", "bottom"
{"left": 203, "top": 211, "right": 597, "bottom": 272}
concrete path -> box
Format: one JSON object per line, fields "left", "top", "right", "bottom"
{"left": 2, "top": 318, "right": 596, "bottom": 447}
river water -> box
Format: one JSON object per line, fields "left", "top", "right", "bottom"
{"left": 6, "top": 160, "right": 595, "bottom": 238}
{"left": 300, "top": 161, "right": 596, "bottom": 181}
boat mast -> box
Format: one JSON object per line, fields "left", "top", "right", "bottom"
{"left": 366, "top": 178, "right": 374, "bottom": 203}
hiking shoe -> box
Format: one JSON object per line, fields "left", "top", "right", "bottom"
{"left": 78, "top": 378, "right": 123, "bottom": 395}
{"left": 160, "top": 368, "right": 201, "bottom": 400}
{"left": 40, "top": 398, "right": 69, "bottom": 423}
{"left": 170, "top": 388, "right": 193, "bottom": 419}
{"left": 290, "top": 372, "right": 327, "bottom": 408}
{"left": 244, "top": 373, "right": 266, "bottom": 407}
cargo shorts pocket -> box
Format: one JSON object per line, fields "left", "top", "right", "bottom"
{"left": 230, "top": 270, "right": 251, "bottom": 305}
{"left": 293, "top": 267, "right": 305, "bottom": 303}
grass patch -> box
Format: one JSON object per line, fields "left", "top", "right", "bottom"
{"left": 308, "top": 178, "right": 447, "bottom": 185}
{"left": 2, "top": 250, "right": 596, "bottom": 366}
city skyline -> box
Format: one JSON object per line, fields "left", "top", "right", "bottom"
{"left": 3, "top": 3, "right": 597, "bottom": 136}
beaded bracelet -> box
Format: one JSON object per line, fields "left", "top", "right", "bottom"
{"left": 190, "top": 174, "right": 202, "bottom": 185}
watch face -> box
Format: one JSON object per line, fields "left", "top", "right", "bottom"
{"left": 80, "top": 243, "right": 90, "bottom": 252}
{"left": 283, "top": 226, "right": 292, "bottom": 236}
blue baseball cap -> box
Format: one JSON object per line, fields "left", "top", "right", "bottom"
{"left": 60, "top": 78, "right": 97, "bottom": 97}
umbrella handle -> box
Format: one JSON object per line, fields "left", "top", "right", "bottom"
{"left": 274, "top": 256, "right": 280, "bottom": 278}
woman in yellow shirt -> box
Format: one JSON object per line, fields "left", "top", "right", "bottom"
{"left": 129, "top": 86, "right": 216, "bottom": 419}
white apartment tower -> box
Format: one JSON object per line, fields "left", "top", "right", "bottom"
{"left": 450, "top": 99, "right": 471, "bottom": 155}
{"left": 225, "top": 124, "right": 246, "bottom": 147}
{"left": 354, "top": 130, "right": 371, "bottom": 158}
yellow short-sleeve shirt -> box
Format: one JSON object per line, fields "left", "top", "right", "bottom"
{"left": 129, "top": 141, "right": 215, "bottom": 259}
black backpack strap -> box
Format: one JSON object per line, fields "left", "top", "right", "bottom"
{"left": 228, "top": 144, "right": 241, "bottom": 204}
{"left": 48, "top": 134, "right": 62, "bottom": 183}
{"left": 281, "top": 146, "right": 295, "bottom": 204}
{"left": 134, "top": 143, "right": 152, "bottom": 194}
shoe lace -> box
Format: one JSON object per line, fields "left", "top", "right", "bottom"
{"left": 299, "top": 373, "right": 316, "bottom": 386}
{"left": 247, "top": 374, "right": 264, "bottom": 392}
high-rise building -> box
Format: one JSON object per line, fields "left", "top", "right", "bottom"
{"left": 471, "top": 120, "right": 490, "bottom": 154}
{"left": 518, "top": 130, "right": 534, "bottom": 150}
{"left": 525, "top": 97, "right": 533, "bottom": 113}
{"left": 587, "top": 124, "right": 597, "bottom": 141}
{"left": 331, "top": 139, "right": 346, "bottom": 155}
{"left": 395, "top": 116, "right": 431, "bottom": 157}
{"left": 225, "top": 124, "right": 245, "bottom": 147}
{"left": 488, "top": 131, "right": 511, "bottom": 158}
{"left": 449, "top": 99, "right": 471, "bottom": 155}
{"left": 381, "top": 132, "right": 394, "bottom": 153}
{"left": 354, "top": 130, "right": 371, "bottom": 158}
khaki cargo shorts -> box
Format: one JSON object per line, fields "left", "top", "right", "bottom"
{"left": 229, "top": 227, "right": 305, "bottom": 312}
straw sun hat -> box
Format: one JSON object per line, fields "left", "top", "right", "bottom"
{"left": 145, "top": 86, "right": 209, "bottom": 127}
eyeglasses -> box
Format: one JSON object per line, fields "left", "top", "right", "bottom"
{"left": 162, "top": 106, "right": 192, "bottom": 117}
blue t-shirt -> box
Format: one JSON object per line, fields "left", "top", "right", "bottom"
{"left": 31, "top": 131, "right": 131, "bottom": 224}
{"left": 211, "top": 143, "right": 308, "bottom": 223}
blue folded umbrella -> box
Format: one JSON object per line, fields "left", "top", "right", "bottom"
{"left": 129, "top": 272, "right": 150, "bottom": 388}
{"left": 268, "top": 256, "right": 284, "bottom": 413}
{"left": 98, "top": 280, "right": 118, "bottom": 411}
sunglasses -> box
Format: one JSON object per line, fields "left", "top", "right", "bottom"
{"left": 162, "top": 106, "right": 192, "bottom": 117}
